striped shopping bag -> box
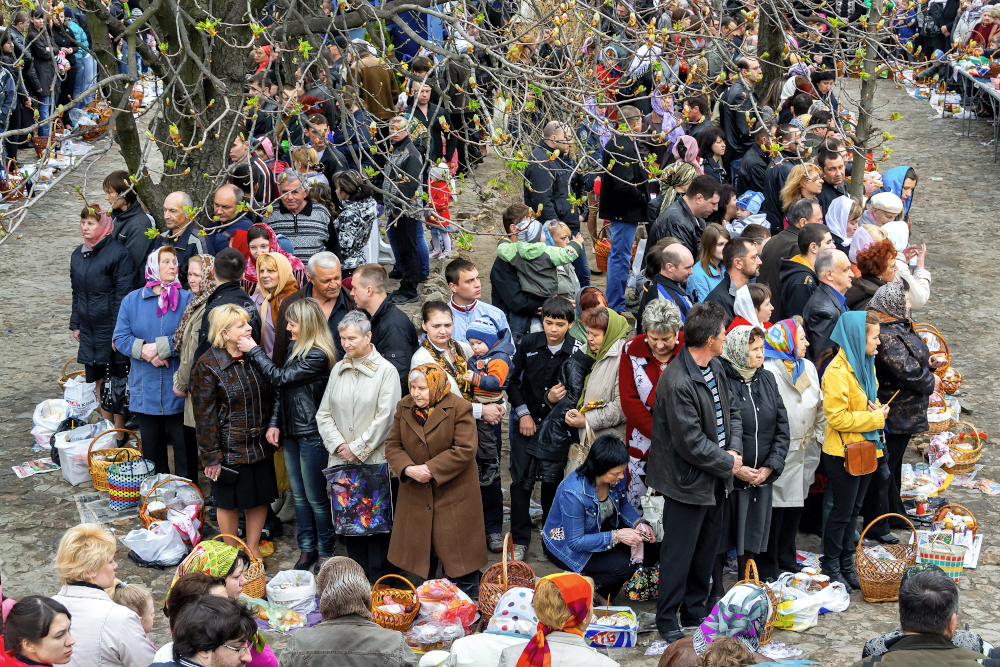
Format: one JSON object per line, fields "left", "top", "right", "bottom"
{"left": 107, "top": 459, "right": 155, "bottom": 511}
{"left": 919, "top": 536, "right": 967, "bottom": 583}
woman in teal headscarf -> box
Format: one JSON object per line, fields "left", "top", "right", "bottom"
{"left": 820, "top": 310, "right": 889, "bottom": 592}
{"left": 879, "top": 166, "right": 917, "bottom": 222}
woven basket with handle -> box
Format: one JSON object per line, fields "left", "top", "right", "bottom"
{"left": 594, "top": 225, "right": 611, "bottom": 272}
{"left": 2, "top": 159, "right": 26, "bottom": 201}
{"left": 88, "top": 429, "right": 142, "bottom": 491}
{"left": 371, "top": 574, "right": 420, "bottom": 631}
{"left": 856, "top": 513, "right": 917, "bottom": 603}
{"left": 914, "top": 323, "right": 951, "bottom": 379}
{"left": 734, "top": 559, "right": 778, "bottom": 645}
{"left": 942, "top": 421, "right": 983, "bottom": 475}
{"left": 140, "top": 477, "right": 206, "bottom": 528}
{"left": 212, "top": 534, "right": 266, "bottom": 598}
{"left": 479, "top": 533, "right": 536, "bottom": 620}
{"left": 58, "top": 357, "right": 86, "bottom": 390}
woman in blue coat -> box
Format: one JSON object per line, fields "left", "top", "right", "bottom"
{"left": 113, "top": 246, "right": 193, "bottom": 476}
{"left": 542, "top": 434, "right": 658, "bottom": 603}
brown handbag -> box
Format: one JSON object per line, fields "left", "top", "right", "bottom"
{"left": 844, "top": 439, "right": 878, "bottom": 476}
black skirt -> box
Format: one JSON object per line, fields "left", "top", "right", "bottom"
{"left": 214, "top": 457, "right": 279, "bottom": 511}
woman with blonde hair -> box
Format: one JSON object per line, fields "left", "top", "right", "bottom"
{"left": 191, "top": 304, "right": 275, "bottom": 559}
{"left": 780, "top": 163, "right": 823, "bottom": 212}
{"left": 238, "top": 298, "right": 339, "bottom": 571}
{"left": 291, "top": 146, "right": 329, "bottom": 187}
{"left": 687, "top": 223, "right": 730, "bottom": 302}
{"left": 51, "top": 524, "right": 156, "bottom": 667}
{"left": 253, "top": 252, "right": 299, "bottom": 358}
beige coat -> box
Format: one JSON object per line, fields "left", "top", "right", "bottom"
{"left": 52, "top": 585, "right": 156, "bottom": 667}
{"left": 763, "top": 358, "right": 826, "bottom": 508}
{"left": 580, "top": 338, "right": 627, "bottom": 442}
{"left": 172, "top": 300, "right": 207, "bottom": 427}
{"left": 499, "top": 632, "right": 618, "bottom": 667}
{"left": 316, "top": 347, "right": 400, "bottom": 465}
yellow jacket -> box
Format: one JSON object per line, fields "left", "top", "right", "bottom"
{"left": 821, "top": 349, "right": 885, "bottom": 458}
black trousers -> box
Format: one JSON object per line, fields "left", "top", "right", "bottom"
{"left": 508, "top": 429, "right": 558, "bottom": 546}
{"left": 135, "top": 413, "right": 190, "bottom": 478}
{"left": 760, "top": 506, "right": 804, "bottom": 581}
{"left": 549, "top": 541, "right": 657, "bottom": 603}
{"left": 656, "top": 489, "right": 724, "bottom": 637}
{"left": 393, "top": 214, "right": 420, "bottom": 298}
{"left": 182, "top": 425, "right": 201, "bottom": 484}
{"left": 345, "top": 533, "right": 396, "bottom": 584}
{"left": 426, "top": 554, "right": 481, "bottom": 599}
{"left": 822, "top": 453, "right": 873, "bottom": 562}
{"left": 861, "top": 433, "right": 911, "bottom": 536}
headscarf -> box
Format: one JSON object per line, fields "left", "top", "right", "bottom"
{"left": 779, "top": 75, "right": 816, "bottom": 111}
{"left": 170, "top": 540, "right": 239, "bottom": 591}
{"left": 671, "top": 135, "right": 703, "bottom": 174}
{"left": 722, "top": 325, "right": 760, "bottom": 381}
{"left": 830, "top": 311, "right": 881, "bottom": 442}
{"left": 243, "top": 223, "right": 307, "bottom": 285}
{"left": 658, "top": 162, "right": 697, "bottom": 214}
{"left": 882, "top": 220, "right": 909, "bottom": 254}
{"left": 693, "top": 583, "right": 772, "bottom": 656}
{"left": 764, "top": 319, "right": 807, "bottom": 386}
{"left": 81, "top": 212, "right": 114, "bottom": 250}
{"left": 515, "top": 573, "right": 592, "bottom": 667}
{"left": 486, "top": 587, "right": 538, "bottom": 637}
{"left": 880, "top": 166, "right": 914, "bottom": 216}
{"left": 317, "top": 556, "right": 372, "bottom": 621}
{"left": 577, "top": 308, "right": 631, "bottom": 408}
{"left": 254, "top": 45, "right": 272, "bottom": 74}
{"left": 409, "top": 363, "right": 452, "bottom": 424}
{"left": 733, "top": 286, "right": 761, "bottom": 329}
{"left": 651, "top": 93, "right": 684, "bottom": 147}
{"left": 825, "top": 195, "right": 855, "bottom": 243}
{"left": 173, "top": 254, "right": 218, "bottom": 351}
{"left": 868, "top": 281, "right": 908, "bottom": 320}
{"left": 257, "top": 252, "right": 298, "bottom": 327}
{"left": 144, "top": 247, "right": 182, "bottom": 317}
{"left": 626, "top": 43, "right": 662, "bottom": 78}
{"left": 848, "top": 226, "right": 875, "bottom": 264}
{"left": 420, "top": 337, "right": 473, "bottom": 400}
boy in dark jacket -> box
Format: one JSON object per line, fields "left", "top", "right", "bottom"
{"left": 462, "top": 316, "right": 512, "bottom": 487}
{"left": 506, "top": 296, "right": 582, "bottom": 558}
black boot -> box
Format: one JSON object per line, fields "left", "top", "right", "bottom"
{"left": 840, "top": 552, "right": 861, "bottom": 591}
{"left": 821, "top": 556, "right": 851, "bottom": 592}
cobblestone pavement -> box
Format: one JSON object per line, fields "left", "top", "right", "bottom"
{"left": 1, "top": 79, "right": 999, "bottom": 664}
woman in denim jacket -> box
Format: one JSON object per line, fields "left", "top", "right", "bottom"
{"left": 542, "top": 435, "right": 658, "bottom": 603}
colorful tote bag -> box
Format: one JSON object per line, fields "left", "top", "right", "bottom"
{"left": 323, "top": 462, "right": 393, "bottom": 536}
{"left": 107, "top": 459, "right": 155, "bottom": 510}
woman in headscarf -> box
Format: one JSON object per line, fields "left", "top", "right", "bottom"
{"left": 759, "top": 317, "right": 825, "bottom": 580}
{"left": 241, "top": 223, "right": 307, "bottom": 295}
{"left": 778, "top": 75, "right": 816, "bottom": 124}
{"left": 252, "top": 252, "right": 299, "bottom": 358}
{"left": 279, "top": 557, "right": 417, "bottom": 667}
{"left": 712, "top": 325, "right": 789, "bottom": 601}
{"left": 71, "top": 204, "right": 135, "bottom": 439}
{"left": 825, "top": 194, "right": 862, "bottom": 255}
{"left": 881, "top": 219, "right": 931, "bottom": 309}
{"left": 656, "top": 162, "right": 697, "bottom": 216}
{"left": 879, "top": 166, "right": 918, "bottom": 223}
{"left": 967, "top": 4, "right": 1000, "bottom": 49}
{"left": 385, "top": 363, "right": 486, "bottom": 596}
{"left": 859, "top": 283, "right": 943, "bottom": 543}
{"left": 172, "top": 254, "right": 218, "bottom": 483}
{"left": 669, "top": 135, "right": 703, "bottom": 175}
{"left": 821, "top": 310, "right": 888, "bottom": 591}
{"left": 564, "top": 307, "right": 630, "bottom": 444}
{"left": 727, "top": 283, "right": 773, "bottom": 333}
{"left": 252, "top": 45, "right": 273, "bottom": 74}
{"left": 448, "top": 587, "right": 539, "bottom": 667}
{"left": 112, "top": 247, "right": 194, "bottom": 476}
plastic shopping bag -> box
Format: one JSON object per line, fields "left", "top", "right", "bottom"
{"left": 768, "top": 575, "right": 850, "bottom": 632}
{"left": 121, "top": 521, "right": 188, "bottom": 566}
{"left": 265, "top": 570, "right": 317, "bottom": 615}
{"left": 54, "top": 420, "right": 114, "bottom": 486}
{"left": 31, "top": 399, "right": 69, "bottom": 448}
{"left": 63, "top": 377, "right": 98, "bottom": 419}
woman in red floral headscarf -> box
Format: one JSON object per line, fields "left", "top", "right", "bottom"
{"left": 240, "top": 222, "right": 307, "bottom": 295}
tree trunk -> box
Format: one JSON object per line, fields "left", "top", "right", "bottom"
{"left": 758, "top": 5, "right": 785, "bottom": 95}
{"left": 850, "top": 0, "right": 884, "bottom": 201}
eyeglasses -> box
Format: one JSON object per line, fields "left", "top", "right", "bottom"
{"left": 219, "top": 643, "right": 251, "bottom": 656}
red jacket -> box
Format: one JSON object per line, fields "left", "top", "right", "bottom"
{"left": 428, "top": 180, "right": 451, "bottom": 229}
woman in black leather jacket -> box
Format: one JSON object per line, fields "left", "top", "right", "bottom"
{"left": 238, "top": 297, "right": 338, "bottom": 571}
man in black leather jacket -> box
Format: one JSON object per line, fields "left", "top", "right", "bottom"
{"left": 648, "top": 175, "right": 720, "bottom": 259}
{"left": 719, "top": 57, "right": 762, "bottom": 175}
{"left": 384, "top": 116, "right": 424, "bottom": 303}
{"left": 802, "top": 249, "right": 851, "bottom": 367}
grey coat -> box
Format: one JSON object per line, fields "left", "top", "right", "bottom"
{"left": 279, "top": 615, "right": 417, "bottom": 667}
{"left": 647, "top": 346, "right": 743, "bottom": 506}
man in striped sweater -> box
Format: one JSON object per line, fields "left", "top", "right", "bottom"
{"left": 268, "top": 169, "right": 332, "bottom": 262}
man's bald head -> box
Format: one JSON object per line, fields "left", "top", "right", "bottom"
{"left": 661, "top": 243, "right": 695, "bottom": 285}
{"left": 816, "top": 249, "right": 853, "bottom": 294}
{"left": 213, "top": 184, "right": 244, "bottom": 223}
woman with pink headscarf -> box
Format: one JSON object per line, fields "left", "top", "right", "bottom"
{"left": 70, "top": 203, "right": 137, "bottom": 437}
{"left": 670, "top": 134, "right": 703, "bottom": 175}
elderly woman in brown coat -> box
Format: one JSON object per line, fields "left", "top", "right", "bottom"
{"left": 385, "top": 363, "right": 487, "bottom": 596}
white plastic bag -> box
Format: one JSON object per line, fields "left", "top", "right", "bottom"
{"left": 55, "top": 420, "right": 114, "bottom": 486}
{"left": 31, "top": 399, "right": 69, "bottom": 448}
{"left": 140, "top": 475, "right": 196, "bottom": 504}
{"left": 768, "top": 575, "right": 850, "bottom": 632}
{"left": 640, "top": 488, "right": 665, "bottom": 542}
{"left": 266, "top": 571, "right": 317, "bottom": 614}
{"left": 63, "top": 377, "right": 98, "bottom": 419}
{"left": 120, "top": 521, "right": 188, "bottom": 565}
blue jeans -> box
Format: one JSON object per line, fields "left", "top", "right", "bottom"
{"left": 572, "top": 250, "right": 591, "bottom": 288}
{"left": 283, "top": 435, "right": 336, "bottom": 556}
{"left": 388, "top": 218, "right": 430, "bottom": 277}
{"left": 38, "top": 96, "right": 50, "bottom": 136}
{"left": 729, "top": 158, "right": 743, "bottom": 190}
{"left": 606, "top": 221, "right": 637, "bottom": 312}
{"left": 75, "top": 53, "right": 97, "bottom": 105}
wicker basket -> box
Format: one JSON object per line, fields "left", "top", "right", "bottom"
{"left": 82, "top": 98, "right": 113, "bottom": 142}
{"left": 940, "top": 368, "right": 963, "bottom": 394}
{"left": 914, "top": 323, "right": 951, "bottom": 379}
{"left": 58, "top": 357, "right": 86, "bottom": 390}
{"left": 734, "top": 559, "right": 778, "bottom": 645}
{"left": 140, "top": 477, "right": 206, "bottom": 528}
{"left": 2, "top": 159, "right": 26, "bottom": 202}
{"left": 856, "top": 513, "right": 917, "bottom": 603}
{"left": 942, "top": 421, "right": 983, "bottom": 475}
{"left": 479, "top": 533, "right": 536, "bottom": 620}
{"left": 212, "top": 534, "right": 266, "bottom": 598}
{"left": 88, "top": 429, "right": 143, "bottom": 491}
{"left": 932, "top": 503, "right": 978, "bottom": 537}
{"left": 371, "top": 574, "right": 420, "bottom": 631}
{"left": 594, "top": 225, "right": 611, "bottom": 272}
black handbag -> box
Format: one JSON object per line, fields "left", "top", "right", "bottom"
{"left": 100, "top": 363, "right": 129, "bottom": 414}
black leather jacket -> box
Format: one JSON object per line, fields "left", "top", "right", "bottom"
{"left": 527, "top": 349, "right": 595, "bottom": 462}
{"left": 246, "top": 344, "right": 330, "bottom": 439}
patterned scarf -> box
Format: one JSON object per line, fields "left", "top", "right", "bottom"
{"left": 410, "top": 363, "right": 451, "bottom": 424}
{"left": 867, "top": 282, "right": 907, "bottom": 320}
{"left": 168, "top": 540, "right": 239, "bottom": 594}
{"left": 317, "top": 556, "right": 373, "bottom": 621}
{"left": 764, "top": 319, "right": 807, "bottom": 388}
{"left": 243, "top": 222, "right": 306, "bottom": 284}
{"left": 173, "top": 255, "right": 217, "bottom": 351}
{"left": 693, "top": 583, "right": 771, "bottom": 655}
{"left": 515, "top": 574, "right": 592, "bottom": 667}
{"left": 658, "top": 162, "right": 697, "bottom": 215}
{"left": 722, "top": 325, "right": 760, "bottom": 381}
{"left": 144, "top": 247, "right": 182, "bottom": 317}
{"left": 420, "top": 336, "right": 473, "bottom": 400}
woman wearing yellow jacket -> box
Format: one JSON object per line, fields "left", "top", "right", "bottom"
{"left": 821, "top": 310, "right": 889, "bottom": 592}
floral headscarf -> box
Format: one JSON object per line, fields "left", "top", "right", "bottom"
{"left": 722, "top": 325, "right": 761, "bottom": 381}
{"left": 764, "top": 319, "right": 807, "bottom": 386}
{"left": 173, "top": 254, "right": 218, "bottom": 351}
{"left": 658, "top": 162, "right": 697, "bottom": 214}
{"left": 409, "top": 363, "right": 452, "bottom": 424}
{"left": 868, "top": 281, "right": 908, "bottom": 320}
{"left": 169, "top": 540, "right": 239, "bottom": 592}
{"left": 693, "top": 583, "right": 772, "bottom": 656}
{"left": 515, "top": 574, "right": 592, "bottom": 667}
{"left": 244, "top": 223, "right": 306, "bottom": 285}
{"left": 651, "top": 93, "right": 685, "bottom": 148}
{"left": 144, "top": 247, "right": 182, "bottom": 317}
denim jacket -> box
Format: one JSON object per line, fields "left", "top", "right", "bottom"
{"left": 542, "top": 471, "right": 642, "bottom": 572}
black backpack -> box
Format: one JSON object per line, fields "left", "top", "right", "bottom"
{"left": 923, "top": 3, "right": 943, "bottom": 37}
